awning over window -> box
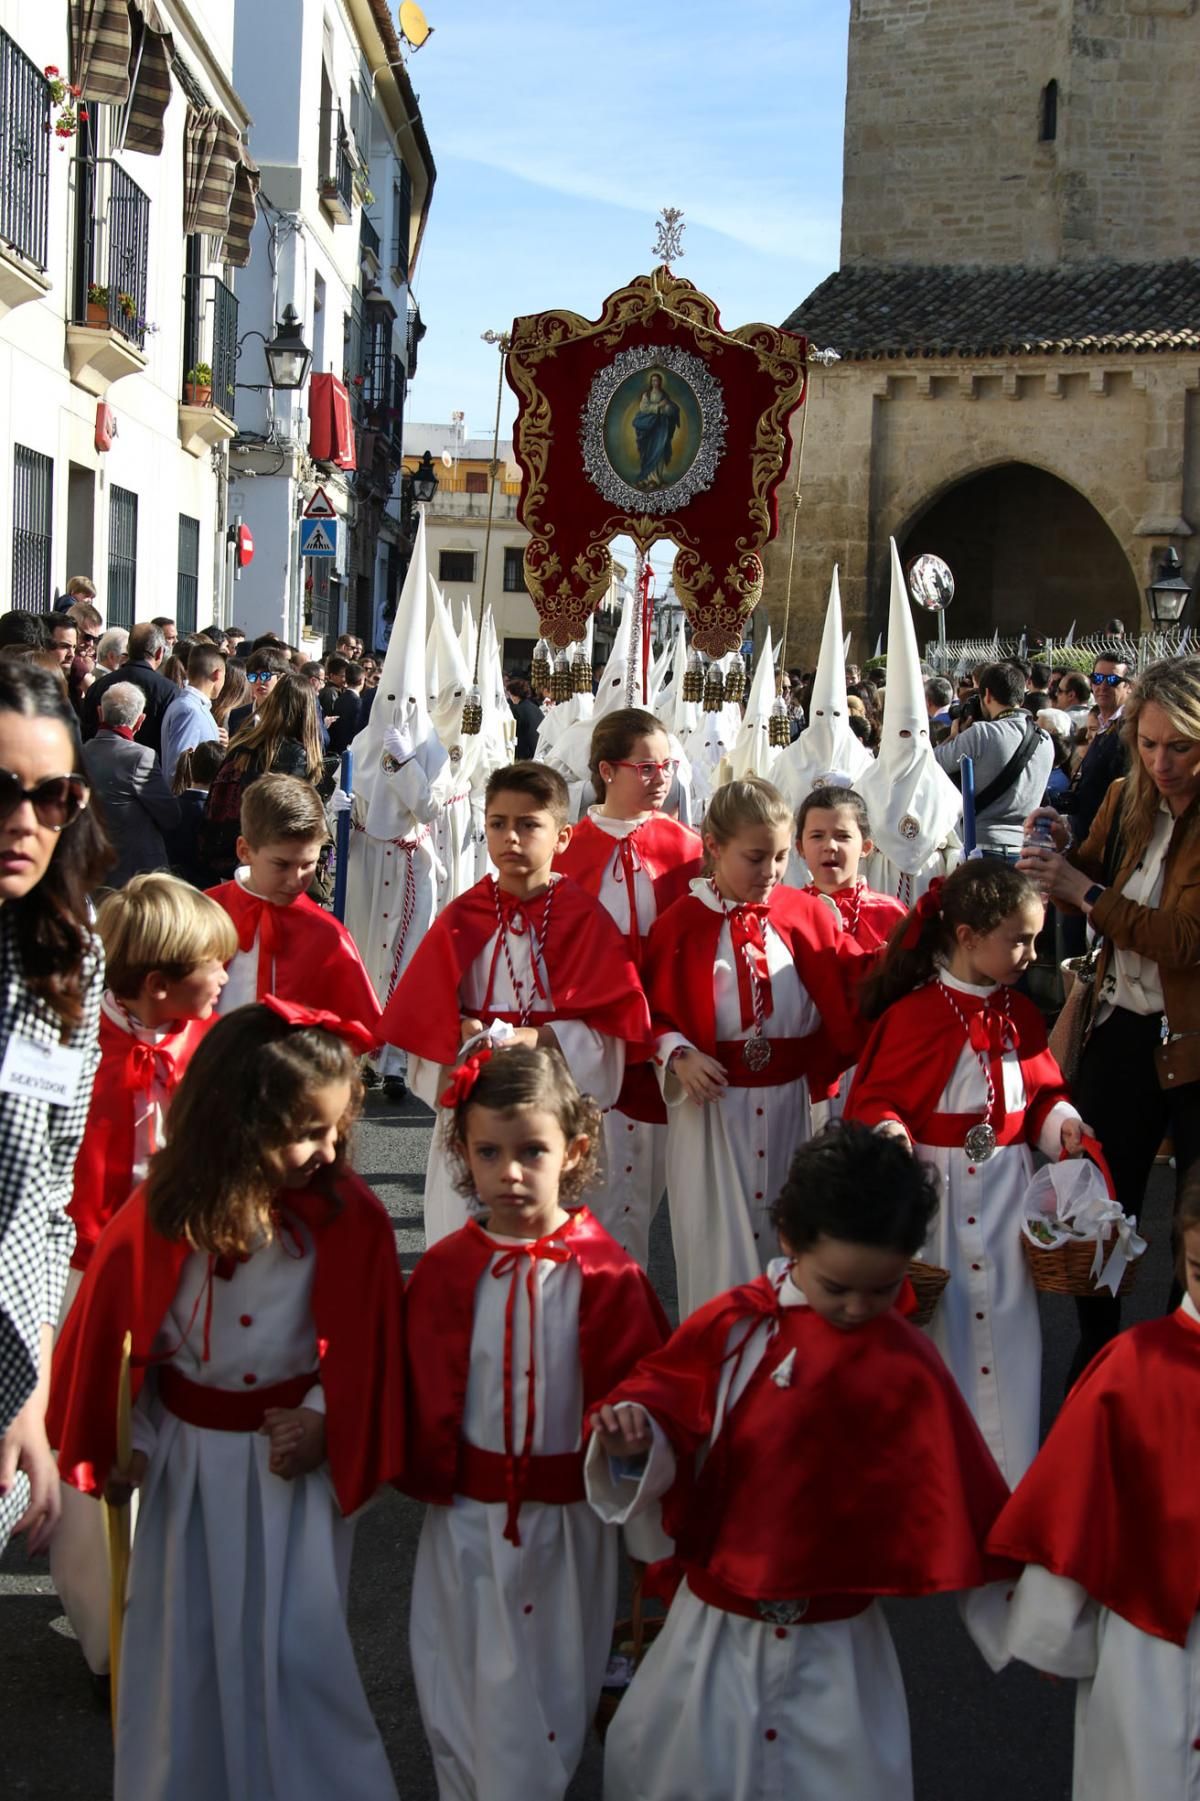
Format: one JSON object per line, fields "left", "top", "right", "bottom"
{"left": 309, "top": 375, "right": 357, "bottom": 472}
{"left": 123, "top": 1, "right": 175, "bottom": 156}
{"left": 69, "top": 0, "right": 175, "bottom": 153}
{"left": 183, "top": 106, "right": 259, "bottom": 266}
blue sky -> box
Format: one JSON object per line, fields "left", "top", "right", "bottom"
{"left": 403, "top": 1, "right": 850, "bottom": 439}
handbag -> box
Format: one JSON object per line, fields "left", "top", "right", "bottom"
{"left": 1047, "top": 805, "right": 1126, "bottom": 1085}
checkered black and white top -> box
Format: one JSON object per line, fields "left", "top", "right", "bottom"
{"left": 0, "top": 908, "right": 102, "bottom": 1438}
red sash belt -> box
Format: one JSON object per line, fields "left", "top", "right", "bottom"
{"left": 158, "top": 1364, "right": 316, "bottom": 1432}
{"left": 686, "top": 1566, "right": 872, "bottom": 1625}
{"left": 916, "top": 1110, "right": 1028, "bottom": 1150}
{"left": 454, "top": 1442, "right": 586, "bottom": 1507}
{"left": 713, "top": 1037, "right": 822, "bottom": 1089}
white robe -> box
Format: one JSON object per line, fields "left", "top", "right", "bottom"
{"left": 915, "top": 971, "right": 1078, "bottom": 1485}
{"left": 586, "top": 1261, "right": 912, "bottom": 1801}
{"left": 967, "top": 1565, "right": 1200, "bottom": 1801}
{"left": 411, "top": 903, "right": 624, "bottom": 1245}
{"left": 115, "top": 1231, "right": 397, "bottom": 1801}
{"left": 656, "top": 885, "right": 819, "bottom": 1318}
{"left": 411, "top": 1234, "right": 642, "bottom": 1801}
{"left": 431, "top": 760, "right": 477, "bottom": 913}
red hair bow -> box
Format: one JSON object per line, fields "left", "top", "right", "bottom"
{"left": 259, "top": 994, "right": 377, "bottom": 1057}
{"left": 899, "top": 876, "right": 945, "bottom": 951}
{"left": 439, "top": 1047, "right": 493, "bottom": 1110}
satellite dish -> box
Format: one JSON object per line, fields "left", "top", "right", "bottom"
{"left": 441, "top": 449, "right": 454, "bottom": 468}
{"left": 399, "top": 2, "right": 433, "bottom": 49}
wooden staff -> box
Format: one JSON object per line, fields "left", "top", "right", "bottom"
{"left": 105, "top": 1330, "right": 133, "bottom": 1738}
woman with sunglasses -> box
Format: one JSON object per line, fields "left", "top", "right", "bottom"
{"left": 0, "top": 661, "right": 110, "bottom": 1557}
{"left": 1021, "top": 656, "right": 1200, "bottom": 1380}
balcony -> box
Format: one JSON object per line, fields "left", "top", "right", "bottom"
{"left": 359, "top": 212, "right": 381, "bottom": 279}
{"left": 363, "top": 328, "right": 405, "bottom": 461}
{"left": 319, "top": 116, "right": 354, "bottom": 226}
{"left": 68, "top": 155, "right": 150, "bottom": 396}
{"left": 178, "top": 272, "right": 239, "bottom": 457}
{"left": 0, "top": 30, "right": 51, "bottom": 316}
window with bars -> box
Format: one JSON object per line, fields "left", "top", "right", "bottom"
{"left": 177, "top": 514, "right": 200, "bottom": 635}
{"left": 391, "top": 163, "right": 412, "bottom": 281}
{"left": 439, "top": 549, "right": 476, "bottom": 584}
{"left": 107, "top": 486, "right": 138, "bottom": 630}
{"left": 11, "top": 445, "right": 53, "bottom": 612}
{"left": 503, "top": 546, "right": 528, "bottom": 593}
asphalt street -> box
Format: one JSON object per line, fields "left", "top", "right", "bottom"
{"left": 0, "top": 1089, "right": 1179, "bottom": 1800}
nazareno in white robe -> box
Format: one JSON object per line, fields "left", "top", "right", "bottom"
{"left": 655, "top": 883, "right": 819, "bottom": 1319}
{"left": 911, "top": 970, "right": 1078, "bottom": 1486}
{"left": 115, "top": 1228, "right": 398, "bottom": 1801}
{"left": 585, "top": 1261, "right": 912, "bottom": 1801}
{"left": 410, "top": 1231, "right": 659, "bottom": 1801}
{"left": 409, "top": 918, "right": 624, "bottom": 1245}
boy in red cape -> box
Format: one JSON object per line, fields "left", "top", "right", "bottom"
{"left": 207, "top": 773, "right": 382, "bottom": 1039}
{"left": 965, "top": 1173, "right": 1200, "bottom": 1801}
{"left": 378, "top": 761, "right": 652, "bottom": 1244}
{"left": 585, "top": 1124, "right": 1011, "bottom": 1801}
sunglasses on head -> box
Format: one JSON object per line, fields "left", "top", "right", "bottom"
{"left": 1090, "top": 672, "right": 1127, "bottom": 687}
{"left": 0, "top": 769, "right": 90, "bottom": 831}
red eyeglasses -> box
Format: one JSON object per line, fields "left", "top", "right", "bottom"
{"left": 610, "top": 759, "right": 679, "bottom": 781}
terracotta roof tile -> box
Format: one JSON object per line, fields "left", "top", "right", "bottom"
{"left": 784, "top": 261, "right": 1200, "bottom": 359}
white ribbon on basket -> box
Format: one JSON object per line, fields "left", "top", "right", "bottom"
{"left": 1020, "top": 1161, "right": 1148, "bottom": 1296}
{"left": 1078, "top": 1200, "right": 1148, "bottom": 1296}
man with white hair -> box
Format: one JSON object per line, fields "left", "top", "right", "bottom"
{"left": 95, "top": 627, "right": 128, "bottom": 672}
{"left": 81, "top": 683, "right": 179, "bottom": 886}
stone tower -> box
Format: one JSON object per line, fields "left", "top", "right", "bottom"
{"left": 767, "top": 0, "right": 1200, "bottom": 654}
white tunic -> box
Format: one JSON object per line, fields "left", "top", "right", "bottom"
{"left": 115, "top": 1229, "right": 398, "bottom": 1801}
{"left": 411, "top": 1234, "right": 630, "bottom": 1801}
{"left": 579, "top": 812, "right": 668, "bottom": 1269}
{"left": 586, "top": 1262, "right": 912, "bottom": 1801}
{"left": 656, "top": 884, "right": 819, "bottom": 1318}
{"left": 916, "top": 971, "right": 1077, "bottom": 1485}
{"left": 411, "top": 898, "right": 624, "bottom": 1245}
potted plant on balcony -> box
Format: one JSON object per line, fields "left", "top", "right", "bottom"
{"left": 85, "top": 283, "right": 109, "bottom": 325}
{"left": 183, "top": 364, "right": 213, "bottom": 407}
{"left": 117, "top": 291, "right": 136, "bottom": 321}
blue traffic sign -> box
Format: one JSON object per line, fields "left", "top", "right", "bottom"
{"left": 300, "top": 517, "right": 338, "bottom": 557}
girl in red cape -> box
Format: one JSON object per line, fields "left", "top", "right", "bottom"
{"left": 640, "top": 777, "right": 865, "bottom": 1317}
{"left": 47, "top": 1001, "right": 405, "bottom": 1801}
{"left": 585, "top": 1123, "right": 1011, "bottom": 1801}
{"left": 552, "top": 708, "right": 702, "bottom": 1265}
{"left": 404, "top": 1046, "right": 668, "bottom": 1801}
{"left": 843, "top": 862, "right": 1084, "bottom": 1483}
{"left": 967, "top": 1173, "right": 1200, "bottom": 1801}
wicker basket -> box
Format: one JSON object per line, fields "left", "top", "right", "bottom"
{"left": 1022, "top": 1227, "right": 1141, "bottom": 1296}
{"left": 594, "top": 1563, "right": 665, "bottom": 1739}
{"left": 907, "top": 1260, "right": 950, "bottom": 1328}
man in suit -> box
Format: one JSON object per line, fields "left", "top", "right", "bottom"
{"left": 82, "top": 683, "right": 180, "bottom": 887}
{"left": 80, "top": 622, "right": 180, "bottom": 759}
{"left": 1062, "top": 654, "right": 1131, "bottom": 842}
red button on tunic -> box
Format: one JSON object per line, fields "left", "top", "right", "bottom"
{"left": 243, "top": 1373, "right": 257, "bottom": 1386}
{"left": 239, "top": 1314, "right": 252, "bottom": 1327}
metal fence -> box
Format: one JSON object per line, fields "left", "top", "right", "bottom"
{"left": 0, "top": 30, "right": 49, "bottom": 271}
{"left": 107, "top": 486, "right": 139, "bottom": 630}
{"left": 176, "top": 513, "right": 200, "bottom": 636}
{"left": 920, "top": 628, "right": 1191, "bottom": 677}
{"left": 11, "top": 445, "right": 53, "bottom": 611}
{"left": 74, "top": 154, "right": 151, "bottom": 348}
{"left": 182, "top": 272, "right": 239, "bottom": 414}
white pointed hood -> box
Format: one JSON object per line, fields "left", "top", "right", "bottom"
{"left": 774, "top": 567, "right": 872, "bottom": 812}
{"left": 534, "top": 607, "right": 596, "bottom": 765}
{"left": 664, "top": 619, "right": 697, "bottom": 738}
{"left": 427, "top": 574, "right": 471, "bottom": 747}
{"left": 857, "top": 540, "right": 961, "bottom": 872}
{"left": 546, "top": 583, "right": 638, "bottom": 782}
{"left": 728, "top": 626, "right": 779, "bottom": 781}
{"left": 459, "top": 595, "right": 478, "bottom": 674}
{"left": 352, "top": 510, "right": 446, "bottom": 836}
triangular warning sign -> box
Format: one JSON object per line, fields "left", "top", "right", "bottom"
{"left": 302, "top": 519, "right": 336, "bottom": 553}
{"left": 304, "top": 485, "right": 337, "bottom": 519}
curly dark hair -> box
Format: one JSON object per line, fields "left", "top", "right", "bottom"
{"left": 770, "top": 1121, "right": 939, "bottom": 1257}
{"left": 443, "top": 1044, "right": 602, "bottom": 1206}
{"left": 862, "top": 861, "right": 1041, "bottom": 1020}
{"left": 0, "top": 659, "right": 113, "bottom": 1026}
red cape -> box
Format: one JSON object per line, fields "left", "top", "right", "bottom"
{"left": 378, "top": 875, "right": 653, "bottom": 1066}
{"left": 641, "top": 886, "right": 867, "bottom": 1095}
{"left": 988, "top": 1307, "right": 1200, "bottom": 1646}
{"left": 403, "top": 1207, "right": 669, "bottom": 1504}
{"left": 48, "top": 1172, "right": 405, "bottom": 1516}
{"left": 601, "top": 1275, "right": 1013, "bottom": 1600}
{"left": 844, "top": 981, "right": 1072, "bottom": 1144}
{"left": 68, "top": 1011, "right": 212, "bottom": 1271}
{"left": 815, "top": 883, "right": 907, "bottom": 953}
{"left": 206, "top": 880, "right": 383, "bottom": 1041}
{"left": 553, "top": 816, "right": 703, "bottom": 958}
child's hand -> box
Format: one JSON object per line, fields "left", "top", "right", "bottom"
{"left": 1060, "top": 1118, "right": 1086, "bottom": 1156}
{"left": 261, "top": 1407, "right": 326, "bottom": 1480}
{"left": 505, "top": 1026, "right": 541, "bottom": 1051}
{"left": 459, "top": 1016, "right": 485, "bottom": 1045}
{"left": 589, "top": 1403, "right": 653, "bottom": 1459}
{"left": 104, "top": 1449, "right": 148, "bottom": 1510}
{"left": 875, "top": 1120, "right": 913, "bottom": 1152}
{"left": 671, "top": 1048, "right": 728, "bottom": 1106}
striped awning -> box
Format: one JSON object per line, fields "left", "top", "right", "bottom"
{"left": 69, "top": 0, "right": 175, "bottom": 154}
{"left": 182, "top": 106, "right": 260, "bottom": 268}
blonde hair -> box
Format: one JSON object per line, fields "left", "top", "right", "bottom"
{"left": 1119, "top": 657, "right": 1200, "bottom": 861}
{"left": 240, "top": 773, "right": 328, "bottom": 849}
{"left": 702, "top": 777, "right": 793, "bottom": 864}
{"left": 97, "top": 873, "right": 238, "bottom": 997}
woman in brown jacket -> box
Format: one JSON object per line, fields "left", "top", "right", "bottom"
{"left": 1021, "top": 656, "right": 1200, "bottom": 1375}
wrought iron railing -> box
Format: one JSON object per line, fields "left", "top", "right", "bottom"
{"left": 74, "top": 155, "right": 151, "bottom": 348}
{"left": 406, "top": 305, "right": 424, "bottom": 378}
{"left": 359, "top": 212, "right": 380, "bottom": 261}
{"left": 182, "top": 272, "right": 238, "bottom": 414}
{"left": 925, "top": 627, "right": 1190, "bottom": 677}
{"left": 0, "top": 31, "right": 50, "bottom": 271}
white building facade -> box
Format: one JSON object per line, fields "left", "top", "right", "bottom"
{"left": 228, "top": 0, "right": 435, "bottom": 651}
{"left": 0, "top": 0, "right": 256, "bottom": 630}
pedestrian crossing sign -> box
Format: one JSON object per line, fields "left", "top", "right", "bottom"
{"left": 300, "top": 517, "right": 338, "bottom": 557}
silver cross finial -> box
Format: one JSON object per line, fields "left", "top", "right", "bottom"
{"left": 653, "top": 207, "right": 686, "bottom": 265}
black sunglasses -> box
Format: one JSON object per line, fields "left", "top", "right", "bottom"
{"left": 0, "top": 769, "right": 90, "bottom": 831}
{"left": 247, "top": 670, "right": 276, "bottom": 685}
{"left": 1090, "top": 672, "right": 1128, "bottom": 687}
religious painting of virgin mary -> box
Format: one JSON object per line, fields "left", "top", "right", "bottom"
{"left": 605, "top": 364, "right": 700, "bottom": 492}
{"left": 580, "top": 344, "right": 726, "bottom": 516}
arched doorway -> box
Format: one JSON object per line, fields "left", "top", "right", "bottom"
{"left": 894, "top": 464, "right": 1141, "bottom": 644}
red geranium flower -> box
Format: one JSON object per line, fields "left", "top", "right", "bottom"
{"left": 44, "top": 64, "right": 59, "bottom": 76}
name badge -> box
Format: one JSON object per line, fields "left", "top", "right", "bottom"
{"left": 0, "top": 1034, "right": 84, "bottom": 1106}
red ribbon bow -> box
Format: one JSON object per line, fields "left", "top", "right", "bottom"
{"left": 899, "top": 877, "right": 945, "bottom": 951}
{"left": 729, "top": 903, "right": 774, "bottom": 1030}
{"left": 968, "top": 1007, "right": 1020, "bottom": 1059}
{"left": 438, "top": 1046, "right": 493, "bottom": 1110}
{"left": 259, "top": 994, "right": 377, "bottom": 1056}
{"left": 490, "top": 1230, "right": 574, "bottom": 1545}
{"left": 122, "top": 1039, "right": 179, "bottom": 1096}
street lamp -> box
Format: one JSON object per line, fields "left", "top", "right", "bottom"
{"left": 1146, "top": 547, "right": 1191, "bottom": 625}
{"left": 410, "top": 449, "right": 439, "bottom": 504}
{"left": 263, "top": 305, "right": 313, "bottom": 391}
